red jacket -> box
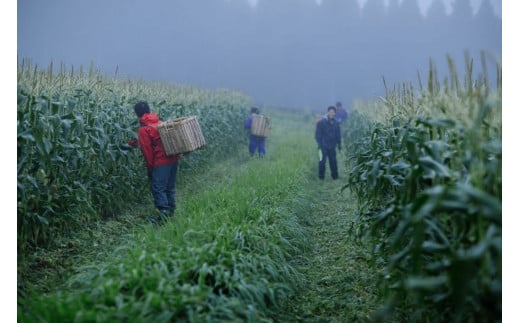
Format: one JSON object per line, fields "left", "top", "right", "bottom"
{"left": 137, "top": 113, "right": 181, "bottom": 171}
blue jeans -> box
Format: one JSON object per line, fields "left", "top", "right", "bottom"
{"left": 249, "top": 135, "right": 266, "bottom": 157}
{"left": 150, "top": 162, "right": 178, "bottom": 212}
{"left": 318, "top": 147, "right": 338, "bottom": 179}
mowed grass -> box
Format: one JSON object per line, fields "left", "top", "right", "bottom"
{"left": 277, "top": 140, "right": 384, "bottom": 322}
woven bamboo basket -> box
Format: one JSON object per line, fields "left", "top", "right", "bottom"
{"left": 251, "top": 114, "right": 271, "bottom": 137}
{"left": 157, "top": 116, "right": 206, "bottom": 155}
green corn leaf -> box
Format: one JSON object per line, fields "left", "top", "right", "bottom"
{"left": 36, "top": 215, "right": 49, "bottom": 225}
{"left": 424, "top": 219, "right": 450, "bottom": 246}
{"left": 24, "top": 175, "right": 39, "bottom": 189}
{"left": 419, "top": 156, "right": 451, "bottom": 178}
{"left": 422, "top": 240, "right": 448, "bottom": 252}
{"left": 383, "top": 174, "right": 402, "bottom": 186}
{"left": 390, "top": 160, "right": 410, "bottom": 173}
{"left": 416, "top": 117, "right": 456, "bottom": 129}
{"left": 404, "top": 275, "right": 448, "bottom": 290}
{"left": 18, "top": 130, "right": 35, "bottom": 142}
{"left": 425, "top": 259, "right": 451, "bottom": 272}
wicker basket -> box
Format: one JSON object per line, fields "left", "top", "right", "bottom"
{"left": 251, "top": 114, "right": 271, "bottom": 137}
{"left": 157, "top": 116, "right": 206, "bottom": 155}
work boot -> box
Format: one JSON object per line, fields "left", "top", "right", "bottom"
{"left": 158, "top": 209, "right": 170, "bottom": 223}
{"left": 147, "top": 216, "right": 159, "bottom": 224}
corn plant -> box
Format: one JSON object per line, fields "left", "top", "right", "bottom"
{"left": 18, "top": 109, "right": 313, "bottom": 323}
{"left": 343, "top": 53, "right": 501, "bottom": 322}
{"left": 17, "top": 59, "right": 252, "bottom": 249}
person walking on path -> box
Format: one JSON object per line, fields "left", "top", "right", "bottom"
{"left": 130, "top": 101, "right": 181, "bottom": 222}
{"left": 320, "top": 101, "right": 347, "bottom": 123}
{"left": 334, "top": 101, "right": 348, "bottom": 123}
{"left": 244, "top": 106, "right": 266, "bottom": 157}
{"left": 315, "top": 105, "right": 342, "bottom": 180}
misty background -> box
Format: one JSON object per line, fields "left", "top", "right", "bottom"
{"left": 17, "top": 0, "right": 501, "bottom": 110}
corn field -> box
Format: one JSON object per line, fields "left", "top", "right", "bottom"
{"left": 17, "top": 53, "right": 502, "bottom": 322}
{"left": 17, "top": 59, "right": 252, "bottom": 250}
{"left": 343, "top": 52, "right": 501, "bottom": 322}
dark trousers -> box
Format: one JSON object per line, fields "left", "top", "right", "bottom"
{"left": 249, "top": 135, "right": 266, "bottom": 157}
{"left": 319, "top": 147, "right": 338, "bottom": 179}
{"left": 150, "top": 162, "right": 178, "bottom": 212}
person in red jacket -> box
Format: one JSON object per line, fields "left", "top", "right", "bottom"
{"left": 131, "top": 101, "right": 181, "bottom": 222}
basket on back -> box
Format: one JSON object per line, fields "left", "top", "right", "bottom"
{"left": 251, "top": 114, "right": 271, "bottom": 137}
{"left": 157, "top": 116, "right": 206, "bottom": 156}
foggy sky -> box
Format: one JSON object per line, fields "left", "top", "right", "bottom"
{"left": 17, "top": 0, "right": 501, "bottom": 109}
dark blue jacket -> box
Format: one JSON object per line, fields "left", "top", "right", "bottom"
{"left": 315, "top": 117, "right": 341, "bottom": 150}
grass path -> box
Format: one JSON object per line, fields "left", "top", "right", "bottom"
{"left": 17, "top": 139, "right": 250, "bottom": 298}
{"left": 277, "top": 142, "right": 383, "bottom": 322}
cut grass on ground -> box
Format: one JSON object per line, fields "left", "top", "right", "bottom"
{"left": 278, "top": 155, "right": 384, "bottom": 322}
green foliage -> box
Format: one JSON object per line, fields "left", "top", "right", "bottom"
{"left": 17, "top": 61, "right": 251, "bottom": 249}
{"left": 18, "top": 54, "right": 503, "bottom": 322}
{"left": 18, "top": 109, "right": 316, "bottom": 322}
{"left": 343, "top": 55, "right": 501, "bottom": 322}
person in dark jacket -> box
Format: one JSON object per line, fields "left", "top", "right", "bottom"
{"left": 244, "top": 106, "right": 266, "bottom": 157}
{"left": 315, "top": 106, "right": 342, "bottom": 180}
{"left": 335, "top": 101, "right": 348, "bottom": 123}
{"left": 131, "top": 101, "right": 181, "bottom": 222}
{"left": 321, "top": 101, "right": 348, "bottom": 123}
